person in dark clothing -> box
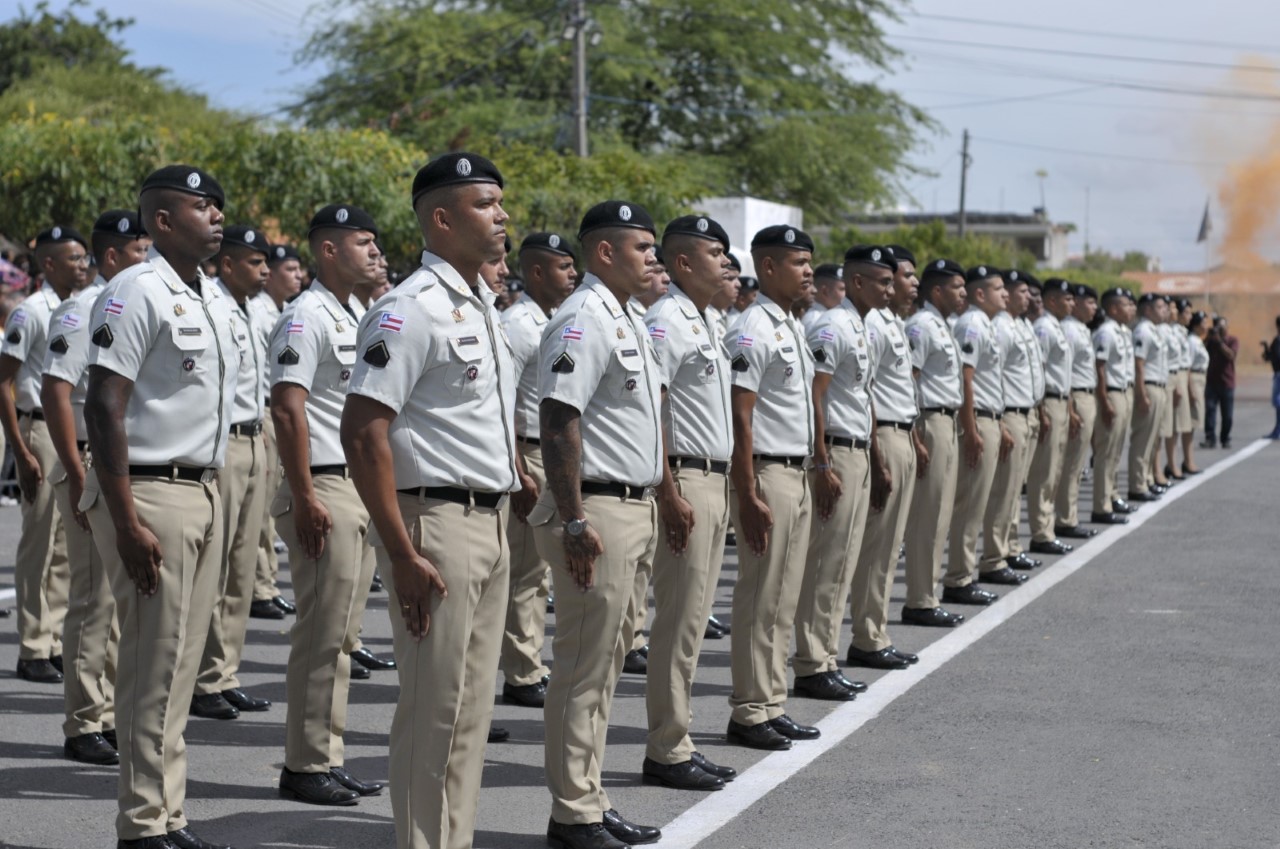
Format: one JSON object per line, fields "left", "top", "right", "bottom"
{"left": 1260, "top": 316, "right": 1280, "bottom": 440}
{"left": 1202, "top": 316, "right": 1239, "bottom": 448}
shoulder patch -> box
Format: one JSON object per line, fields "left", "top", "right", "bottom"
{"left": 551, "top": 352, "right": 575, "bottom": 374}
{"left": 91, "top": 324, "right": 114, "bottom": 349}
{"left": 362, "top": 340, "right": 390, "bottom": 368}
{"left": 811, "top": 347, "right": 827, "bottom": 363}
{"left": 277, "top": 345, "right": 300, "bottom": 366}
{"left": 6, "top": 329, "right": 20, "bottom": 345}
{"left": 48, "top": 335, "right": 69, "bottom": 355}
{"left": 731, "top": 354, "right": 749, "bottom": 372}
{"left": 961, "top": 341, "right": 974, "bottom": 354}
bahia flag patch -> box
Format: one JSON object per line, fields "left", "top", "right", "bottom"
{"left": 562, "top": 326, "right": 585, "bottom": 341}
{"left": 377, "top": 312, "right": 405, "bottom": 333}
{"left": 648, "top": 325, "right": 666, "bottom": 340}
{"left": 286, "top": 320, "right": 305, "bottom": 334}
{"left": 103, "top": 298, "right": 126, "bottom": 316}
{"left": 736, "top": 334, "right": 753, "bottom": 347}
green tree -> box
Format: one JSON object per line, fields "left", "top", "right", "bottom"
{"left": 818, "top": 220, "right": 1040, "bottom": 271}
{"left": 0, "top": 0, "right": 133, "bottom": 94}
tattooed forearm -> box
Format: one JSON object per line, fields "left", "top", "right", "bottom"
{"left": 540, "top": 398, "right": 585, "bottom": 522}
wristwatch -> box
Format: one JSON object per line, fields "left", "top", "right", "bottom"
{"left": 565, "top": 517, "right": 589, "bottom": 537}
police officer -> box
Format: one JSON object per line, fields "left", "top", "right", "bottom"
{"left": 1185, "top": 308, "right": 1209, "bottom": 474}
{"left": 2, "top": 226, "right": 82, "bottom": 683}
{"left": 1006, "top": 273, "right": 1046, "bottom": 567}
{"left": 724, "top": 224, "right": 816, "bottom": 752}
{"left": 189, "top": 225, "right": 273, "bottom": 721}
{"left": 1090, "top": 288, "right": 1134, "bottom": 524}
{"left": 1158, "top": 296, "right": 1186, "bottom": 483}
{"left": 272, "top": 204, "right": 383, "bottom": 806}
{"left": 1129, "top": 293, "right": 1168, "bottom": 503}
{"left": 1171, "top": 298, "right": 1197, "bottom": 476}
{"left": 942, "top": 266, "right": 1008, "bottom": 606}
{"left": 342, "top": 151, "right": 517, "bottom": 849}
{"left": 902, "top": 258, "right": 968, "bottom": 626}
{"left": 1054, "top": 284, "right": 1100, "bottom": 539}
{"left": 1026, "top": 278, "right": 1076, "bottom": 556}
{"left": 528, "top": 200, "right": 663, "bottom": 849}
{"left": 800, "top": 263, "right": 843, "bottom": 333}
{"left": 83, "top": 165, "right": 237, "bottom": 849}
{"left": 499, "top": 231, "right": 578, "bottom": 709}
{"left": 847, "top": 245, "right": 923, "bottom": 670}
{"left": 42, "top": 210, "right": 149, "bottom": 764}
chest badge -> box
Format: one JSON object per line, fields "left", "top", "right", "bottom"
{"left": 451, "top": 308, "right": 464, "bottom": 323}
{"left": 466, "top": 365, "right": 479, "bottom": 381}
{"left": 341, "top": 368, "right": 352, "bottom": 381}
{"left": 616, "top": 327, "right": 626, "bottom": 340}
{"left": 182, "top": 356, "right": 195, "bottom": 372}
{"left": 775, "top": 332, "right": 783, "bottom": 341}
{"left": 174, "top": 304, "right": 186, "bottom": 317}
{"left": 334, "top": 322, "right": 345, "bottom": 333}
{"left": 625, "top": 377, "right": 637, "bottom": 391}
{"left": 692, "top": 325, "right": 701, "bottom": 335}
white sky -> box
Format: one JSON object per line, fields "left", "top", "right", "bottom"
{"left": 78, "top": 0, "right": 1280, "bottom": 269}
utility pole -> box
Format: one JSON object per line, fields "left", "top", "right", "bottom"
{"left": 572, "top": 0, "right": 589, "bottom": 157}
{"left": 958, "top": 129, "right": 970, "bottom": 237}
{"left": 1084, "top": 186, "right": 1091, "bottom": 256}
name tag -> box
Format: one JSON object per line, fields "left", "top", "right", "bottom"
{"left": 178, "top": 327, "right": 202, "bottom": 336}
{"left": 456, "top": 336, "right": 479, "bottom": 346}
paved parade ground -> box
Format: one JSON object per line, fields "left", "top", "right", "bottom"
{"left": 1, "top": 388, "right": 1277, "bottom": 849}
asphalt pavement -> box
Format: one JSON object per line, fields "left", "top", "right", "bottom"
{"left": 1, "top": 385, "right": 1276, "bottom": 849}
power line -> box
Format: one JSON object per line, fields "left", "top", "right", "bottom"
{"left": 925, "top": 85, "right": 1101, "bottom": 111}
{"left": 968, "top": 135, "right": 1232, "bottom": 168}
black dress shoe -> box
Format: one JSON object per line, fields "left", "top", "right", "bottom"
{"left": 902, "top": 606, "right": 964, "bottom": 627}
{"left": 349, "top": 662, "right": 370, "bottom": 679}
{"left": 1111, "top": 498, "right": 1137, "bottom": 514}
{"left": 103, "top": 727, "right": 117, "bottom": 749}
{"left": 978, "top": 566, "right": 1028, "bottom": 586}
{"left": 278, "top": 767, "right": 359, "bottom": 806}
{"left": 768, "top": 714, "right": 820, "bottom": 740}
{"left": 167, "top": 826, "right": 232, "bottom": 849}
{"left": 707, "top": 614, "right": 731, "bottom": 635}
{"left": 330, "top": 765, "right": 385, "bottom": 796}
{"left": 547, "top": 595, "right": 555, "bottom": 614}
{"left": 1006, "top": 553, "right": 1042, "bottom": 569}
{"left": 1127, "top": 490, "right": 1160, "bottom": 503}
{"left": 351, "top": 647, "right": 396, "bottom": 671}
{"left": 118, "top": 837, "right": 177, "bottom": 848}
{"left": 64, "top": 732, "right": 119, "bottom": 765}
{"left": 272, "top": 596, "right": 297, "bottom": 615}
{"left": 941, "top": 584, "right": 999, "bottom": 605}
{"left": 1029, "top": 539, "right": 1073, "bottom": 555}
{"left": 190, "top": 693, "right": 239, "bottom": 720}
{"left": 488, "top": 726, "right": 510, "bottom": 743}
{"left": 623, "top": 649, "right": 647, "bottom": 675}
{"left": 16, "top": 658, "right": 63, "bottom": 683}
{"left": 249, "top": 599, "right": 285, "bottom": 620}
{"left": 222, "top": 688, "right": 270, "bottom": 712}
{"left": 888, "top": 646, "right": 919, "bottom": 665}
{"left": 690, "top": 750, "right": 736, "bottom": 781}
{"left": 845, "top": 645, "right": 908, "bottom": 670}
{"left": 793, "top": 672, "right": 856, "bottom": 701}
{"left": 703, "top": 620, "right": 724, "bottom": 640}
{"left": 641, "top": 757, "right": 724, "bottom": 791}
{"left": 370, "top": 573, "right": 384, "bottom": 593}
{"left": 602, "top": 809, "right": 661, "bottom": 845}
{"left": 1055, "top": 524, "right": 1098, "bottom": 539}
{"left": 503, "top": 680, "right": 547, "bottom": 708}
{"left": 547, "top": 820, "right": 626, "bottom": 849}
{"left": 726, "top": 719, "right": 791, "bottom": 750}
{"left": 832, "top": 670, "right": 868, "bottom": 693}
{"left": 1091, "top": 511, "right": 1129, "bottom": 525}
{"left": 50, "top": 654, "right": 63, "bottom": 674}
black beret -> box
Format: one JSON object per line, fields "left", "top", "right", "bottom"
{"left": 1074, "top": 283, "right": 1098, "bottom": 300}
{"left": 1022, "top": 272, "right": 1043, "bottom": 291}
{"left": 653, "top": 244, "right": 665, "bottom": 266}
{"left": 965, "top": 265, "right": 1001, "bottom": 284}
{"left": 140, "top": 165, "right": 224, "bottom": 209}
{"left": 813, "top": 263, "right": 842, "bottom": 281}
{"left": 1002, "top": 269, "right": 1032, "bottom": 287}
{"left": 1137, "top": 292, "right": 1159, "bottom": 305}
{"left": 885, "top": 244, "right": 916, "bottom": 266}
{"left": 507, "top": 277, "right": 525, "bottom": 293}
{"left": 578, "top": 200, "right": 656, "bottom": 239}
{"left": 752, "top": 225, "right": 814, "bottom": 253}
{"left": 411, "top": 152, "right": 503, "bottom": 205}
{"left": 1160, "top": 294, "right": 1174, "bottom": 304}
{"left": 92, "top": 210, "right": 145, "bottom": 239}
{"left": 1176, "top": 297, "right": 1192, "bottom": 310}
{"left": 221, "top": 224, "right": 271, "bottom": 256}
{"left": 308, "top": 204, "right": 378, "bottom": 238}
{"left": 922, "top": 258, "right": 965, "bottom": 278}
{"left": 1122, "top": 287, "right": 1136, "bottom": 301}
{"left": 34, "top": 225, "right": 87, "bottom": 250}
{"left": 269, "top": 244, "right": 301, "bottom": 264}
{"left": 726, "top": 252, "right": 742, "bottom": 272}
{"left": 1100, "top": 287, "right": 1128, "bottom": 303}
{"left": 520, "top": 232, "right": 576, "bottom": 261}
{"left": 842, "top": 244, "right": 895, "bottom": 270}
{"left": 1043, "top": 277, "right": 1072, "bottom": 294}
{"left": 739, "top": 275, "right": 759, "bottom": 292}
{"left": 662, "top": 215, "right": 731, "bottom": 251}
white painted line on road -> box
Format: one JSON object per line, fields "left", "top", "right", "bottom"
{"left": 660, "top": 438, "right": 1271, "bottom": 849}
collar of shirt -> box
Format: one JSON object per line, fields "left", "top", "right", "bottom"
{"left": 577, "top": 272, "right": 629, "bottom": 320}
{"left": 753, "top": 291, "right": 789, "bottom": 324}
{"left": 36, "top": 280, "right": 62, "bottom": 309}
{"left": 307, "top": 277, "right": 360, "bottom": 326}
{"left": 922, "top": 301, "right": 949, "bottom": 325}
{"left": 419, "top": 249, "right": 493, "bottom": 310}
{"left": 146, "top": 245, "right": 213, "bottom": 304}
{"left": 213, "top": 277, "right": 247, "bottom": 311}
{"left": 517, "top": 297, "right": 550, "bottom": 326}
{"left": 666, "top": 282, "right": 705, "bottom": 323}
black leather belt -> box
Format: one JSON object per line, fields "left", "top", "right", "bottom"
{"left": 976, "top": 409, "right": 1002, "bottom": 420}
{"left": 877, "top": 420, "right": 915, "bottom": 432}
{"left": 1005, "top": 407, "right": 1031, "bottom": 416}
{"left": 1043, "top": 391, "right": 1067, "bottom": 400}
{"left": 826, "top": 436, "right": 869, "bottom": 450}
{"left": 1071, "top": 387, "right": 1093, "bottom": 394}
{"left": 1191, "top": 369, "right": 1206, "bottom": 374}
{"left": 670, "top": 457, "right": 729, "bottom": 474}
{"left": 397, "top": 486, "right": 504, "bottom": 508}
{"left": 1107, "top": 387, "right": 1126, "bottom": 394}
{"left": 17, "top": 408, "right": 44, "bottom": 421}
{"left": 229, "top": 421, "right": 263, "bottom": 437}
{"left": 517, "top": 435, "right": 541, "bottom": 447}
{"left": 921, "top": 406, "right": 957, "bottom": 417}
{"left": 1144, "top": 380, "right": 1166, "bottom": 387}
{"left": 582, "top": 480, "right": 652, "bottom": 500}
{"left": 311, "top": 464, "right": 348, "bottom": 477}
{"left": 129, "top": 464, "right": 215, "bottom": 482}
{"left": 753, "top": 454, "right": 807, "bottom": 468}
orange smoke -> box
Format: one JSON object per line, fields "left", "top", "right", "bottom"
{"left": 1216, "top": 56, "right": 1280, "bottom": 269}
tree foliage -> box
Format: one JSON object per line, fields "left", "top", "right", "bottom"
{"left": 818, "top": 220, "right": 1040, "bottom": 271}
{"left": 0, "top": 0, "right": 134, "bottom": 94}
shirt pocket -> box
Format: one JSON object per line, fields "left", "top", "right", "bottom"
{"left": 332, "top": 343, "right": 357, "bottom": 388}
{"left": 608, "top": 346, "right": 645, "bottom": 400}
{"left": 769, "top": 343, "right": 799, "bottom": 387}
{"left": 171, "top": 324, "right": 210, "bottom": 384}
{"left": 445, "top": 335, "right": 490, "bottom": 398}
{"left": 694, "top": 344, "right": 720, "bottom": 385}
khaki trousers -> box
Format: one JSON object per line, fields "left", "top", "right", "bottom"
{"left": 1027, "top": 397, "right": 1069, "bottom": 543}
{"left": 981, "top": 410, "right": 1030, "bottom": 569}
{"left": 1092, "top": 389, "right": 1131, "bottom": 513}
{"left": 55, "top": 453, "right": 118, "bottom": 738}
{"left": 85, "top": 472, "right": 222, "bottom": 839}
{"left": 1007, "top": 411, "right": 1040, "bottom": 558}
{"left": 384, "top": 494, "right": 508, "bottom": 849}
{"left": 793, "top": 444, "right": 870, "bottom": 676}
{"left": 645, "top": 469, "right": 730, "bottom": 763}
{"left": 851, "top": 428, "right": 916, "bottom": 652}
{"left": 904, "top": 412, "right": 958, "bottom": 609}
{"left": 945, "top": 416, "right": 1001, "bottom": 588}
{"left": 1056, "top": 391, "right": 1096, "bottom": 529}
{"left": 280, "top": 472, "right": 373, "bottom": 772}
{"left": 196, "top": 431, "right": 267, "bottom": 694}
{"left": 1158, "top": 376, "right": 1176, "bottom": 439}
{"left": 728, "top": 462, "right": 811, "bottom": 726}
{"left": 253, "top": 415, "right": 282, "bottom": 601}
{"left": 534, "top": 492, "right": 656, "bottom": 824}
{"left": 1129, "top": 384, "right": 1166, "bottom": 493}
{"left": 623, "top": 557, "right": 653, "bottom": 654}
{"left": 501, "top": 441, "right": 551, "bottom": 686}
{"left": 1188, "top": 372, "right": 1206, "bottom": 424}
{"left": 15, "top": 415, "right": 70, "bottom": 659}
{"left": 1173, "top": 370, "right": 1193, "bottom": 433}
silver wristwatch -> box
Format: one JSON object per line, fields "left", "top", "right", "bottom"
{"left": 565, "top": 517, "right": 589, "bottom": 537}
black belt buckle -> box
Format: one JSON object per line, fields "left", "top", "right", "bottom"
{"left": 670, "top": 457, "right": 729, "bottom": 475}
{"left": 129, "top": 464, "right": 216, "bottom": 483}
{"left": 825, "top": 436, "right": 869, "bottom": 450}
{"left": 753, "top": 454, "right": 807, "bottom": 469}
{"left": 310, "top": 464, "right": 348, "bottom": 478}
{"left": 877, "top": 420, "right": 914, "bottom": 432}
{"left": 581, "top": 480, "right": 653, "bottom": 500}
{"left": 1045, "top": 391, "right": 1067, "bottom": 400}
{"left": 229, "top": 421, "right": 263, "bottom": 437}
{"left": 976, "top": 409, "right": 1002, "bottom": 420}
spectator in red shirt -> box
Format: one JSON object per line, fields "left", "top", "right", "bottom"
{"left": 1202, "top": 316, "right": 1239, "bottom": 448}
{"left": 1261, "top": 316, "right": 1280, "bottom": 440}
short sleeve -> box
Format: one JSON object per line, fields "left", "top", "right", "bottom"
{"left": 1132, "top": 327, "right": 1148, "bottom": 360}
{"left": 502, "top": 310, "right": 538, "bottom": 377}
{"left": 42, "top": 304, "right": 92, "bottom": 383}
{"left": 269, "top": 305, "right": 322, "bottom": 392}
{"left": 955, "top": 318, "right": 981, "bottom": 368}
{"left": 1093, "top": 329, "right": 1113, "bottom": 362}
{"left": 1, "top": 306, "right": 38, "bottom": 364}
{"left": 727, "top": 319, "right": 770, "bottom": 393}
{"left": 807, "top": 314, "right": 849, "bottom": 377}
{"left": 539, "top": 307, "right": 608, "bottom": 412}
{"left": 645, "top": 308, "right": 681, "bottom": 387}
{"left": 86, "top": 279, "right": 159, "bottom": 382}
{"left": 905, "top": 320, "right": 928, "bottom": 371}
{"left": 347, "top": 296, "right": 432, "bottom": 414}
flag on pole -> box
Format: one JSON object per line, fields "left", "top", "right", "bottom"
{"left": 1196, "top": 199, "right": 1213, "bottom": 243}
